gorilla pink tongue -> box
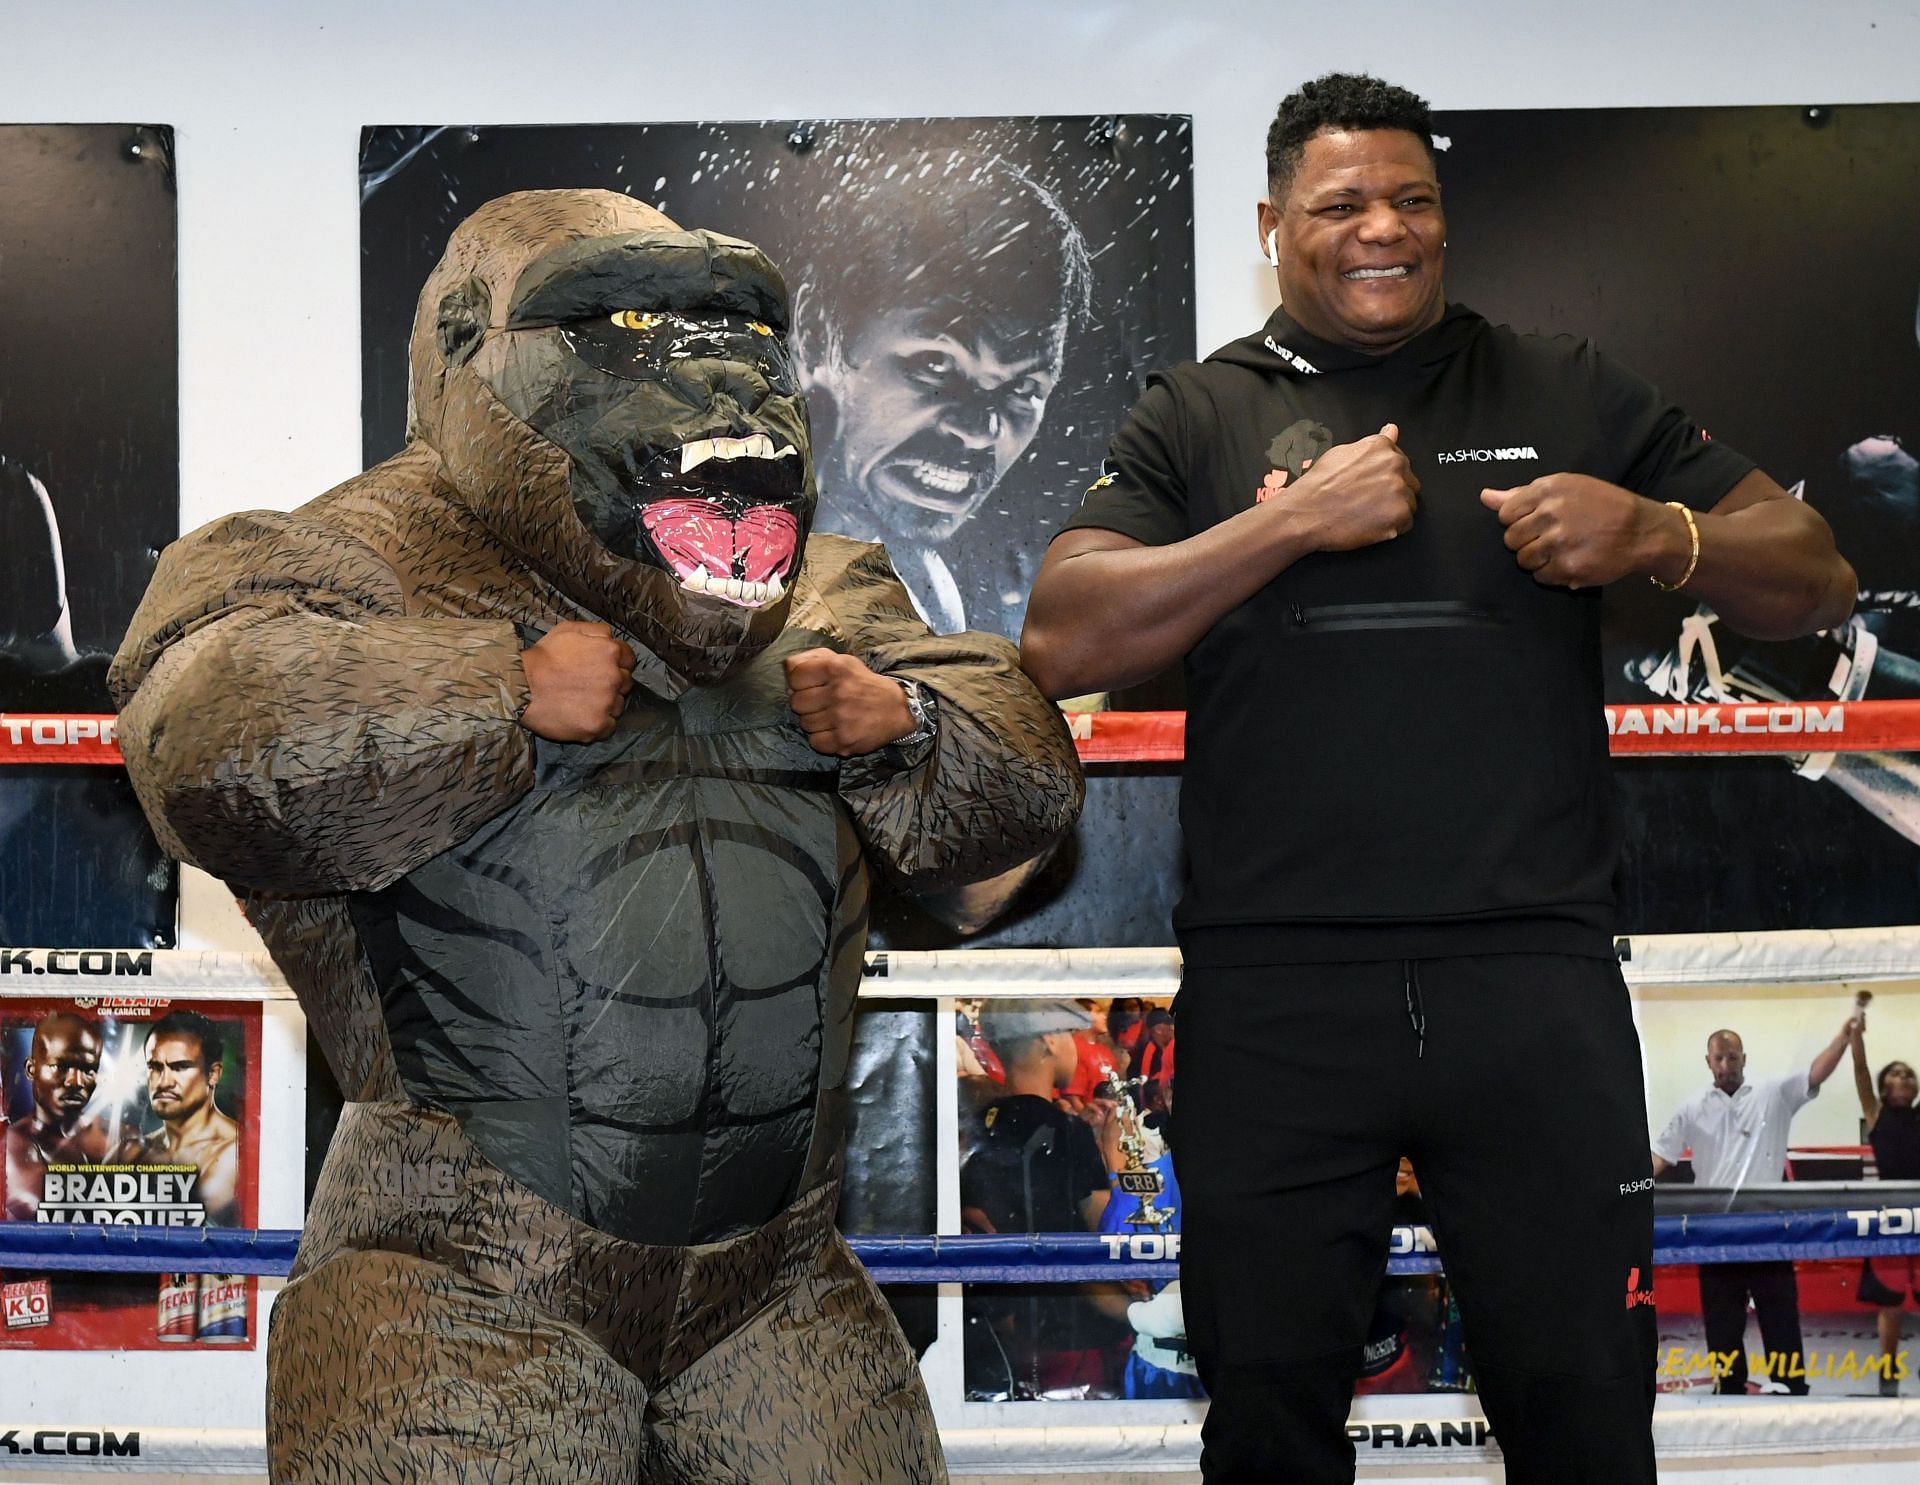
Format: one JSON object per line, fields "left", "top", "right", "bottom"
{"left": 642, "top": 498, "right": 798, "bottom": 585}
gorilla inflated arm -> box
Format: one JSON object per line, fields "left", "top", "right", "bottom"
{"left": 108, "top": 507, "right": 534, "bottom": 895}
{"left": 800, "top": 536, "right": 1084, "bottom": 891}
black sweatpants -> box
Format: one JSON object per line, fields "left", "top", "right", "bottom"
{"left": 1174, "top": 954, "right": 1657, "bottom": 1485}
{"left": 1699, "top": 1261, "right": 1809, "bottom": 1394}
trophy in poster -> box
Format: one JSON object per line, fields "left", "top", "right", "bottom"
{"left": 1096, "top": 1062, "right": 1175, "bottom": 1231}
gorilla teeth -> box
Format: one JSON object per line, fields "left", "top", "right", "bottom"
{"left": 678, "top": 565, "right": 788, "bottom": 607}
{"left": 678, "top": 433, "right": 799, "bottom": 474}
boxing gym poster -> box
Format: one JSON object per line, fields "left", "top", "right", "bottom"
{"left": 357, "top": 116, "right": 1195, "bottom": 952}
{"left": 1, "top": 989, "right": 261, "bottom": 1351}
{"left": 1435, "top": 101, "right": 1920, "bottom": 935}
{"left": 0, "top": 124, "right": 178, "bottom": 949}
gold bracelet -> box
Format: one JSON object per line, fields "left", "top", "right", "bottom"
{"left": 1650, "top": 501, "right": 1699, "bottom": 592}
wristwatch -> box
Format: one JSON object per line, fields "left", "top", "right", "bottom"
{"left": 896, "top": 679, "right": 937, "bottom": 746}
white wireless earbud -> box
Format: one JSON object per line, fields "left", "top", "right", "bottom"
{"left": 1264, "top": 227, "right": 1279, "bottom": 266}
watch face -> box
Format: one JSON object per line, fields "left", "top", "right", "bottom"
{"left": 902, "top": 680, "right": 937, "bottom": 740}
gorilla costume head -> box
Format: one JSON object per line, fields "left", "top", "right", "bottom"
{"left": 411, "top": 189, "right": 815, "bottom": 683}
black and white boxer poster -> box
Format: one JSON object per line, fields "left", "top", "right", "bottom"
{"left": 0, "top": 124, "right": 178, "bottom": 948}
{"left": 359, "top": 117, "right": 1195, "bottom": 950}
{"left": 1434, "top": 102, "right": 1920, "bottom": 934}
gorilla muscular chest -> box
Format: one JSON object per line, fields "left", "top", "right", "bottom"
{"left": 350, "top": 633, "right": 850, "bottom": 1246}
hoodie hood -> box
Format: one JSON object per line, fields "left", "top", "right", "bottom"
{"left": 411, "top": 188, "right": 815, "bottom": 685}
{"left": 1209, "top": 302, "right": 1485, "bottom": 379}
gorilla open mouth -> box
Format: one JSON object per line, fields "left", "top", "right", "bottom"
{"left": 638, "top": 434, "right": 805, "bottom": 608}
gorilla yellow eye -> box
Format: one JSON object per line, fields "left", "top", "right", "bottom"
{"left": 748, "top": 321, "right": 773, "bottom": 337}
{"left": 612, "top": 310, "right": 660, "bottom": 332}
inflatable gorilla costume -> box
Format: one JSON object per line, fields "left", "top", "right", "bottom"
{"left": 109, "top": 190, "right": 1082, "bottom": 1483}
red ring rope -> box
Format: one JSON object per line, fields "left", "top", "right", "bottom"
{"left": 1066, "top": 700, "right": 1920, "bottom": 763}
{"left": 7, "top": 700, "right": 1920, "bottom": 767}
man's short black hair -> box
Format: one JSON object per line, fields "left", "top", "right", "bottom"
{"left": 1266, "top": 73, "right": 1436, "bottom": 203}
{"left": 779, "top": 131, "right": 1093, "bottom": 372}
{"left": 148, "top": 1009, "right": 223, "bottom": 1072}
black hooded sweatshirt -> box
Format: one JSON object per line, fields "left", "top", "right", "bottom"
{"left": 1067, "top": 304, "right": 1755, "bottom": 964}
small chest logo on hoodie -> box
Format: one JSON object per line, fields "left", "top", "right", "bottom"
{"left": 1256, "top": 419, "right": 1335, "bottom": 503}
{"left": 1437, "top": 445, "right": 1540, "bottom": 464}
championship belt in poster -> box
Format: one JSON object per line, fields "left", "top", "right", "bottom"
{"left": 1, "top": 989, "right": 260, "bottom": 1350}
{"left": 1096, "top": 1063, "right": 1174, "bottom": 1231}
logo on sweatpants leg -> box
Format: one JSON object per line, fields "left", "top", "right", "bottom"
{"left": 1626, "top": 1267, "right": 1655, "bottom": 1310}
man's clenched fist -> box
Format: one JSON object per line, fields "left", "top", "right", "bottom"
{"left": 1481, "top": 473, "right": 1677, "bottom": 590}
{"left": 519, "top": 621, "right": 636, "bottom": 742}
{"left": 785, "top": 648, "right": 919, "bottom": 758}
{"left": 1287, "top": 423, "right": 1420, "bottom": 552}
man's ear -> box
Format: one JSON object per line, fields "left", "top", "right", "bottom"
{"left": 788, "top": 281, "right": 822, "bottom": 382}
{"left": 1256, "top": 198, "right": 1282, "bottom": 264}
{"left": 788, "top": 281, "right": 843, "bottom": 450}
{"left": 436, "top": 276, "right": 492, "bottom": 367}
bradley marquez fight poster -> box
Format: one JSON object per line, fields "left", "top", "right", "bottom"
{"left": 1, "top": 985, "right": 261, "bottom": 1350}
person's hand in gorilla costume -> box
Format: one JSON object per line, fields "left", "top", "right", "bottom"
{"left": 519, "top": 620, "right": 636, "bottom": 741}
{"left": 110, "top": 190, "right": 1082, "bottom": 1485}
{"left": 785, "top": 648, "right": 921, "bottom": 756}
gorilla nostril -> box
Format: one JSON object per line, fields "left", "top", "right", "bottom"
{"left": 671, "top": 362, "right": 769, "bottom": 414}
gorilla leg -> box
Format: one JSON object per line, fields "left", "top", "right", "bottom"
{"left": 268, "top": 1249, "right": 647, "bottom": 1484}
{"left": 642, "top": 1232, "right": 946, "bottom": 1485}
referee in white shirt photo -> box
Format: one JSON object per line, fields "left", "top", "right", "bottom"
{"left": 1653, "top": 1013, "right": 1858, "bottom": 1393}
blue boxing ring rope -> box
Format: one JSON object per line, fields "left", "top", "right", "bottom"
{"left": 8, "top": 1205, "right": 1920, "bottom": 1281}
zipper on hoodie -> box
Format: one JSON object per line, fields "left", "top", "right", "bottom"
{"left": 1287, "top": 600, "right": 1502, "bottom": 634}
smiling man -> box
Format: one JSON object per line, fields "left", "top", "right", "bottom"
{"left": 1022, "top": 73, "right": 1856, "bottom": 1485}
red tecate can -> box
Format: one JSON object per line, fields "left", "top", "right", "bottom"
{"left": 195, "top": 1273, "right": 249, "bottom": 1343}
{"left": 157, "top": 1272, "right": 199, "bottom": 1341}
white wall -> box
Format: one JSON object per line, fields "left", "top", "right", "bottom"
{"left": 7, "top": 0, "right": 1916, "bottom": 948}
